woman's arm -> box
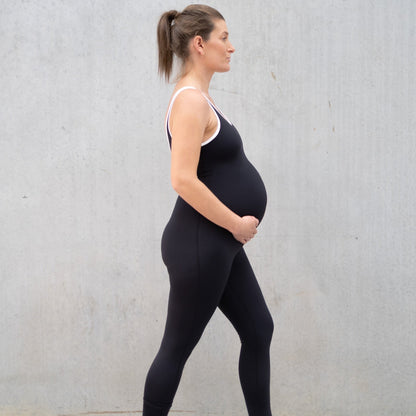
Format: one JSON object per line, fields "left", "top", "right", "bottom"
{"left": 169, "top": 89, "right": 258, "bottom": 244}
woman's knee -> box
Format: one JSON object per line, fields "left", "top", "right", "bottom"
{"left": 243, "top": 310, "right": 274, "bottom": 349}
{"left": 261, "top": 310, "right": 274, "bottom": 346}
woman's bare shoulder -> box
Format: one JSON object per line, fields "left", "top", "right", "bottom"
{"left": 170, "top": 87, "right": 210, "bottom": 116}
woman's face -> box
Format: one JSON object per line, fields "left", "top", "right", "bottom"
{"left": 203, "top": 19, "right": 235, "bottom": 73}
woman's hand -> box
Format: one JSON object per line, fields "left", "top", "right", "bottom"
{"left": 232, "top": 216, "right": 259, "bottom": 244}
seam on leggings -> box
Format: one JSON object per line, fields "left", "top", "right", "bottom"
{"left": 173, "top": 215, "right": 201, "bottom": 387}
{"left": 226, "top": 256, "right": 261, "bottom": 397}
{"left": 194, "top": 214, "right": 202, "bottom": 341}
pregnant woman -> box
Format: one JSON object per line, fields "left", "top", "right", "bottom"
{"left": 143, "top": 5, "right": 274, "bottom": 416}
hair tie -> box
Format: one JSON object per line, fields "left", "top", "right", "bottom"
{"left": 170, "top": 11, "right": 179, "bottom": 26}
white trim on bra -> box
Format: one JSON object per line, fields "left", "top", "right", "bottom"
{"left": 165, "top": 86, "right": 229, "bottom": 147}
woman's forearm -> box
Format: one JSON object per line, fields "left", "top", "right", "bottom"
{"left": 172, "top": 176, "right": 241, "bottom": 235}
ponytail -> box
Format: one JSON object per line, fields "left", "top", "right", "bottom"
{"left": 157, "top": 5, "right": 224, "bottom": 82}
{"left": 157, "top": 10, "right": 178, "bottom": 81}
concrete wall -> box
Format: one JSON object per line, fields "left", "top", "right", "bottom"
{"left": 1, "top": 1, "right": 415, "bottom": 415}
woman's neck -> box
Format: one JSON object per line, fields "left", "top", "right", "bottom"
{"left": 179, "top": 65, "right": 214, "bottom": 94}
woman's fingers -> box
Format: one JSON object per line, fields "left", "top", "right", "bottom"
{"left": 232, "top": 215, "right": 260, "bottom": 244}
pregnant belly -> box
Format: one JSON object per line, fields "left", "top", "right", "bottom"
{"left": 202, "top": 160, "right": 267, "bottom": 222}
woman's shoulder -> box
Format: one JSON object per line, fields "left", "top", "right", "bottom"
{"left": 169, "top": 86, "right": 210, "bottom": 115}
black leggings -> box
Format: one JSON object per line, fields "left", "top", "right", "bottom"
{"left": 143, "top": 204, "right": 274, "bottom": 416}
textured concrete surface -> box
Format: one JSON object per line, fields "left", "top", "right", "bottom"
{"left": 1, "top": 0, "right": 415, "bottom": 415}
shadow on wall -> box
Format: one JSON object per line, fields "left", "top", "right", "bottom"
{"left": 0, "top": 409, "right": 140, "bottom": 416}
{"left": 0, "top": 409, "right": 194, "bottom": 416}
{"left": 0, "top": 409, "right": 54, "bottom": 416}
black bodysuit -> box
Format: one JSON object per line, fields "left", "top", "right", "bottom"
{"left": 143, "top": 87, "right": 274, "bottom": 416}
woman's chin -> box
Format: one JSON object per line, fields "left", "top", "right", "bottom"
{"left": 217, "top": 64, "right": 231, "bottom": 73}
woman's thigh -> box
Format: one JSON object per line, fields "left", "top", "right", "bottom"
{"left": 218, "top": 249, "right": 274, "bottom": 344}
{"left": 160, "top": 215, "right": 240, "bottom": 351}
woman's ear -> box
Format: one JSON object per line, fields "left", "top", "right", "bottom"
{"left": 192, "top": 35, "right": 205, "bottom": 55}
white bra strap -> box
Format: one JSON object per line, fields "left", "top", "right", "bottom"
{"left": 166, "top": 86, "right": 198, "bottom": 125}
{"left": 165, "top": 86, "right": 221, "bottom": 146}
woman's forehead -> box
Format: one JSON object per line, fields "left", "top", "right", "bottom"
{"left": 213, "top": 19, "right": 228, "bottom": 33}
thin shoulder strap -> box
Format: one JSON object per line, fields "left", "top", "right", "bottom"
{"left": 165, "top": 86, "right": 221, "bottom": 147}
{"left": 166, "top": 86, "right": 198, "bottom": 124}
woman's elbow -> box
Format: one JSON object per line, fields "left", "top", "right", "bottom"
{"left": 171, "top": 173, "right": 195, "bottom": 194}
{"left": 171, "top": 174, "right": 187, "bottom": 194}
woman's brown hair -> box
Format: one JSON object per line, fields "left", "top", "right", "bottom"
{"left": 157, "top": 4, "right": 224, "bottom": 81}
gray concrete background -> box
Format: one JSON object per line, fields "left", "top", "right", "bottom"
{"left": 1, "top": 0, "right": 415, "bottom": 415}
